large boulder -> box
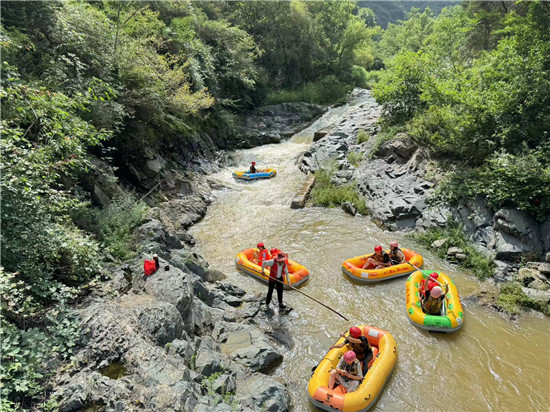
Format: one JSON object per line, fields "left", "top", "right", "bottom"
{"left": 375, "top": 133, "right": 417, "bottom": 160}
{"left": 235, "top": 374, "right": 290, "bottom": 412}
{"left": 493, "top": 208, "right": 544, "bottom": 260}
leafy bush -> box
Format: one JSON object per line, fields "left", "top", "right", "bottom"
{"left": 75, "top": 192, "right": 147, "bottom": 261}
{"left": 347, "top": 151, "right": 364, "bottom": 166}
{"left": 497, "top": 282, "right": 550, "bottom": 316}
{"left": 409, "top": 222, "right": 495, "bottom": 279}
{"left": 1, "top": 306, "right": 80, "bottom": 409}
{"left": 351, "top": 65, "right": 369, "bottom": 88}
{"left": 267, "top": 76, "right": 352, "bottom": 105}
{"left": 434, "top": 146, "right": 550, "bottom": 221}
{"left": 311, "top": 165, "right": 369, "bottom": 215}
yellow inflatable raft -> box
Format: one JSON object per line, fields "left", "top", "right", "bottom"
{"left": 342, "top": 248, "right": 423, "bottom": 282}
{"left": 308, "top": 325, "right": 397, "bottom": 412}
{"left": 235, "top": 248, "right": 309, "bottom": 288}
{"left": 406, "top": 270, "right": 464, "bottom": 333}
{"left": 232, "top": 168, "right": 276, "bottom": 181}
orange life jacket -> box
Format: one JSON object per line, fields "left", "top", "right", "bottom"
{"left": 258, "top": 248, "right": 270, "bottom": 263}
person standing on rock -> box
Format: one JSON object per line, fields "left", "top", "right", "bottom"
{"left": 361, "top": 245, "right": 391, "bottom": 269}
{"left": 261, "top": 252, "right": 290, "bottom": 310}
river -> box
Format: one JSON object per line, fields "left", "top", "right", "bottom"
{"left": 190, "top": 94, "right": 550, "bottom": 411}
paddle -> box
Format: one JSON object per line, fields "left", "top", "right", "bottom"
{"left": 406, "top": 262, "right": 446, "bottom": 289}
{"left": 269, "top": 275, "right": 349, "bottom": 321}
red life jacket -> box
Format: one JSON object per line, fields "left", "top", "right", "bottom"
{"left": 144, "top": 259, "right": 157, "bottom": 276}
{"left": 269, "top": 260, "right": 287, "bottom": 279}
{"left": 258, "top": 249, "right": 270, "bottom": 263}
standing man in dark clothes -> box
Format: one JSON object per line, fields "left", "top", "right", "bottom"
{"left": 261, "top": 252, "right": 290, "bottom": 310}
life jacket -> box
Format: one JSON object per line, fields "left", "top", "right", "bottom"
{"left": 258, "top": 249, "right": 270, "bottom": 263}
{"left": 269, "top": 260, "right": 286, "bottom": 279}
{"left": 390, "top": 248, "right": 405, "bottom": 264}
{"left": 373, "top": 252, "right": 390, "bottom": 264}
{"left": 423, "top": 295, "right": 443, "bottom": 315}
{"left": 144, "top": 259, "right": 157, "bottom": 276}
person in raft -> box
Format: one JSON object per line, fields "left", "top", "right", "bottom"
{"left": 249, "top": 161, "right": 257, "bottom": 173}
{"left": 261, "top": 252, "right": 290, "bottom": 310}
{"left": 389, "top": 241, "right": 406, "bottom": 265}
{"left": 420, "top": 272, "right": 439, "bottom": 299}
{"left": 329, "top": 350, "right": 363, "bottom": 393}
{"left": 252, "top": 242, "right": 271, "bottom": 264}
{"left": 330, "top": 326, "right": 373, "bottom": 375}
{"left": 422, "top": 285, "right": 447, "bottom": 315}
{"left": 361, "top": 245, "right": 391, "bottom": 269}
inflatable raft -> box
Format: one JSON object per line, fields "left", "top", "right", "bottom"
{"left": 406, "top": 270, "right": 464, "bottom": 333}
{"left": 308, "top": 325, "right": 397, "bottom": 412}
{"left": 342, "top": 248, "right": 423, "bottom": 282}
{"left": 235, "top": 248, "right": 309, "bottom": 288}
{"left": 232, "top": 168, "right": 276, "bottom": 181}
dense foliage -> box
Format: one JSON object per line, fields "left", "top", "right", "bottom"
{"left": 373, "top": 1, "right": 550, "bottom": 220}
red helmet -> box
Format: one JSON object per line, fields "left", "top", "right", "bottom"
{"left": 257, "top": 242, "right": 264, "bottom": 248}
{"left": 427, "top": 280, "right": 436, "bottom": 291}
{"left": 252, "top": 162, "right": 256, "bottom": 165}
{"left": 390, "top": 241, "right": 399, "bottom": 248}
{"left": 430, "top": 272, "right": 439, "bottom": 279}
{"left": 374, "top": 245, "right": 383, "bottom": 253}
{"left": 349, "top": 327, "right": 362, "bottom": 339}
{"left": 270, "top": 248, "right": 279, "bottom": 255}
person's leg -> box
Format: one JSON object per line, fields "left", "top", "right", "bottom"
{"left": 347, "top": 380, "right": 360, "bottom": 393}
{"left": 276, "top": 281, "right": 284, "bottom": 307}
{"left": 266, "top": 280, "right": 275, "bottom": 305}
{"left": 328, "top": 370, "right": 338, "bottom": 390}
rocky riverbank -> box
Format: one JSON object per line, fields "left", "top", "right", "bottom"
{"left": 46, "top": 102, "right": 326, "bottom": 411}
{"left": 301, "top": 88, "right": 550, "bottom": 314}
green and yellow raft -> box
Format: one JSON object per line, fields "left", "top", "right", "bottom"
{"left": 405, "top": 270, "right": 464, "bottom": 333}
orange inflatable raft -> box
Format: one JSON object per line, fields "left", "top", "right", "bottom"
{"left": 342, "top": 248, "right": 423, "bottom": 283}
{"left": 308, "top": 325, "right": 397, "bottom": 412}
{"left": 235, "top": 248, "right": 309, "bottom": 288}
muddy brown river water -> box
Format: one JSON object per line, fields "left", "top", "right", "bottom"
{"left": 190, "top": 96, "right": 550, "bottom": 411}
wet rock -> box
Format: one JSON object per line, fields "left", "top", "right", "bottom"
{"left": 341, "top": 201, "right": 357, "bottom": 216}
{"left": 216, "top": 282, "right": 246, "bottom": 298}
{"left": 546, "top": 253, "right": 550, "bottom": 263}
{"left": 431, "top": 238, "right": 448, "bottom": 249}
{"left": 154, "top": 196, "right": 208, "bottom": 230}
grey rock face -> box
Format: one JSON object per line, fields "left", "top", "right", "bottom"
{"left": 341, "top": 201, "right": 357, "bottom": 216}
{"left": 236, "top": 374, "right": 290, "bottom": 412}
{"left": 493, "top": 208, "right": 544, "bottom": 260}
{"left": 240, "top": 102, "right": 325, "bottom": 148}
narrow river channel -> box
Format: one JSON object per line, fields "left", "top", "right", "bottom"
{"left": 190, "top": 95, "right": 550, "bottom": 411}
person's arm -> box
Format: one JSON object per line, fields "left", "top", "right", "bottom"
{"left": 330, "top": 342, "right": 346, "bottom": 350}
{"left": 261, "top": 259, "right": 274, "bottom": 271}
{"left": 399, "top": 251, "right": 406, "bottom": 263}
